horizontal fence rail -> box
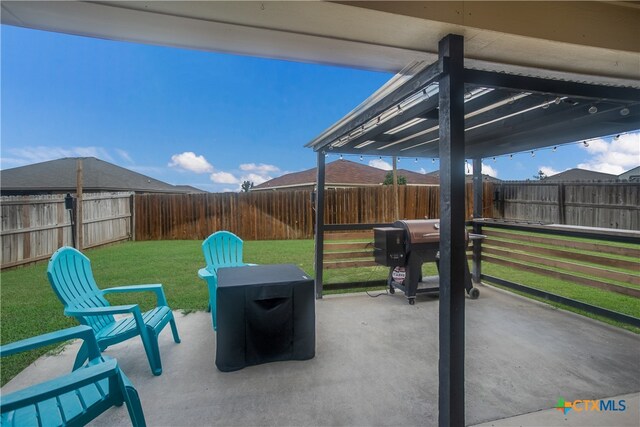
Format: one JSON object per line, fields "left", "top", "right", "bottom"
{"left": 475, "top": 221, "right": 640, "bottom": 326}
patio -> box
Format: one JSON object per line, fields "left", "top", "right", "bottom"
{"left": 3, "top": 284, "right": 638, "bottom": 426}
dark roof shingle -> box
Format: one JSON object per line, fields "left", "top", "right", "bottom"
{"left": 0, "top": 157, "right": 196, "bottom": 194}
{"left": 542, "top": 168, "right": 616, "bottom": 182}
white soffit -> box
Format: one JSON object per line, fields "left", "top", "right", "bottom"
{"left": 1, "top": 1, "right": 639, "bottom": 87}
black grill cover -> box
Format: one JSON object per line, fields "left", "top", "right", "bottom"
{"left": 216, "top": 264, "right": 315, "bottom": 372}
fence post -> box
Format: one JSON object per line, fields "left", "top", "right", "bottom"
{"left": 76, "top": 159, "right": 83, "bottom": 250}
{"left": 130, "top": 193, "right": 136, "bottom": 241}
{"left": 557, "top": 183, "right": 566, "bottom": 224}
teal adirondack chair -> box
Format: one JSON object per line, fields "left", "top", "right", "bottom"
{"left": 198, "top": 231, "right": 255, "bottom": 330}
{"left": 1, "top": 325, "right": 146, "bottom": 427}
{"left": 47, "top": 246, "right": 180, "bottom": 376}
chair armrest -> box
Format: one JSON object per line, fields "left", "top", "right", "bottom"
{"left": 198, "top": 268, "right": 216, "bottom": 280}
{"left": 65, "top": 304, "right": 139, "bottom": 317}
{"left": 0, "top": 325, "right": 98, "bottom": 358}
{"left": 0, "top": 359, "right": 119, "bottom": 413}
{"left": 102, "top": 284, "right": 168, "bottom": 306}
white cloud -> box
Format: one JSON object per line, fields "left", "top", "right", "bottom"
{"left": 466, "top": 162, "right": 498, "bottom": 178}
{"left": 577, "top": 132, "right": 640, "bottom": 175}
{"left": 222, "top": 188, "right": 237, "bottom": 193}
{"left": 369, "top": 159, "right": 392, "bottom": 170}
{"left": 116, "top": 149, "right": 133, "bottom": 163}
{"left": 240, "top": 173, "right": 271, "bottom": 186}
{"left": 539, "top": 166, "right": 560, "bottom": 177}
{"left": 483, "top": 164, "right": 498, "bottom": 178}
{"left": 239, "top": 163, "right": 280, "bottom": 173}
{"left": 7, "top": 146, "right": 114, "bottom": 164}
{"left": 168, "top": 152, "right": 214, "bottom": 174}
{"left": 419, "top": 168, "right": 427, "bottom": 174}
{"left": 210, "top": 171, "right": 240, "bottom": 184}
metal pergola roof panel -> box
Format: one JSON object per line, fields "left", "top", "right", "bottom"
{"left": 306, "top": 61, "right": 640, "bottom": 160}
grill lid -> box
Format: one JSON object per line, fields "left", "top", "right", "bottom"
{"left": 393, "top": 219, "right": 441, "bottom": 244}
{"left": 393, "top": 219, "right": 470, "bottom": 245}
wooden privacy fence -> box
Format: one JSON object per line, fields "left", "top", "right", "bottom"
{"left": 493, "top": 181, "right": 640, "bottom": 230}
{"left": 135, "top": 183, "right": 495, "bottom": 241}
{"left": 1, "top": 193, "right": 133, "bottom": 269}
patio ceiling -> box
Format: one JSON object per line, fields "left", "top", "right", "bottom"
{"left": 306, "top": 60, "right": 640, "bottom": 159}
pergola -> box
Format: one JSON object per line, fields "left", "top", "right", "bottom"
{"left": 2, "top": 1, "right": 639, "bottom": 422}
{"left": 307, "top": 34, "right": 640, "bottom": 426}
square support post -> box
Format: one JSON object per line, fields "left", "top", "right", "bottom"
{"left": 472, "top": 158, "right": 483, "bottom": 284}
{"left": 314, "top": 150, "right": 326, "bottom": 299}
{"left": 438, "top": 34, "right": 466, "bottom": 427}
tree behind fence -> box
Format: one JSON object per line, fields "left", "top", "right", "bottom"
{"left": 134, "top": 183, "right": 494, "bottom": 241}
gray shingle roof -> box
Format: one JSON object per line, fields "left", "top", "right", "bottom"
{"left": 0, "top": 157, "right": 195, "bottom": 194}
{"left": 542, "top": 168, "right": 616, "bottom": 182}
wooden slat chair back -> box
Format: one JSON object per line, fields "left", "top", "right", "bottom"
{"left": 47, "top": 249, "right": 115, "bottom": 336}
{"left": 0, "top": 325, "right": 146, "bottom": 427}
{"left": 202, "top": 231, "right": 246, "bottom": 269}
{"left": 48, "top": 247, "right": 180, "bottom": 376}
{"left": 198, "top": 231, "right": 255, "bottom": 330}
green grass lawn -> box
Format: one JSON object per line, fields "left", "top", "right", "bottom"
{"left": 1, "top": 237, "right": 638, "bottom": 385}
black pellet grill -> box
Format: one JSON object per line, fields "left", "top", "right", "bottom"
{"left": 374, "top": 220, "right": 480, "bottom": 304}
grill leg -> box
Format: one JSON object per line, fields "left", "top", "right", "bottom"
{"left": 405, "top": 254, "right": 421, "bottom": 303}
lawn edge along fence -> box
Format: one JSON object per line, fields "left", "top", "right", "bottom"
{"left": 474, "top": 220, "right": 640, "bottom": 327}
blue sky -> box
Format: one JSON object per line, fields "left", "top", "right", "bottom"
{"left": 2, "top": 25, "right": 638, "bottom": 192}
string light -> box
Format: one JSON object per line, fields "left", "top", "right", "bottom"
{"left": 620, "top": 107, "right": 630, "bottom": 116}
{"left": 320, "top": 131, "right": 631, "bottom": 166}
{"left": 588, "top": 105, "right": 598, "bottom": 114}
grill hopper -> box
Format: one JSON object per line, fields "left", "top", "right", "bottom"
{"left": 374, "top": 220, "right": 479, "bottom": 304}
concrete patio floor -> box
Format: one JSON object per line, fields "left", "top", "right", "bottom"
{"left": 3, "top": 284, "right": 639, "bottom": 426}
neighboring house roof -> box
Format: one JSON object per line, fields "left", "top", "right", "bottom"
{"left": 253, "top": 159, "right": 439, "bottom": 190}
{"left": 174, "top": 185, "right": 208, "bottom": 193}
{"left": 0, "top": 157, "right": 195, "bottom": 194}
{"left": 425, "top": 170, "right": 502, "bottom": 183}
{"left": 618, "top": 166, "right": 640, "bottom": 182}
{"left": 542, "top": 168, "right": 616, "bottom": 182}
